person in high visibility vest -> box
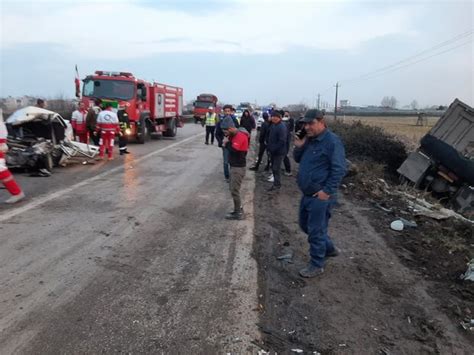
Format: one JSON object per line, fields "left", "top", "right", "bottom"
{"left": 71, "top": 101, "right": 89, "bottom": 143}
{"left": 204, "top": 106, "right": 218, "bottom": 145}
{"left": 0, "top": 109, "right": 25, "bottom": 204}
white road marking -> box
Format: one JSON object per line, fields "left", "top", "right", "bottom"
{"left": 0, "top": 133, "right": 203, "bottom": 223}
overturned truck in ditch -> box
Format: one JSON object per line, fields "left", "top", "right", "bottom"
{"left": 397, "top": 99, "right": 473, "bottom": 217}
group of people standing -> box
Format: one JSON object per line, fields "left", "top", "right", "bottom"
{"left": 250, "top": 110, "right": 294, "bottom": 191}
{"left": 209, "top": 105, "right": 347, "bottom": 279}
{"left": 70, "top": 100, "right": 131, "bottom": 160}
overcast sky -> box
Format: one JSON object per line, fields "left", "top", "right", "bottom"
{"left": 1, "top": 0, "right": 472, "bottom": 107}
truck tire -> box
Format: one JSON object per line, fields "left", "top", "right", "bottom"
{"left": 136, "top": 117, "right": 150, "bottom": 144}
{"left": 163, "top": 118, "right": 177, "bottom": 137}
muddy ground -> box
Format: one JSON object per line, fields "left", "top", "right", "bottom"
{"left": 252, "top": 156, "right": 473, "bottom": 354}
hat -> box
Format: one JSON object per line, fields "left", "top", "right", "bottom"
{"left": 301, "top": 109, "right": 324, "bottom": 122}
{"left": 270, "top": 111, "right": 281, "bottom": 118}
{"left": 208, "top": 106, "right": 214, "bottom": 110}
{"left": 220, "top": 116, "right": 235, "bottom": 130}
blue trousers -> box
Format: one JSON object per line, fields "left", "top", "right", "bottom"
{"left": 299, "top": 195, "right": 336, "bottom": 268}
{"left": 222, "top": 147, "right": 230, "bottom": 179}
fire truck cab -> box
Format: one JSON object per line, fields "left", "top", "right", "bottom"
{"left": 81, "top": 71, "right": 183, "bottom": 143}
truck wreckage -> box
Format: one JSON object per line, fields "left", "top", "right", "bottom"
{"left": 397, "top": 99, "right": 473, "bottom": 217}
{"left": 5, "top": 106, "right": 98, "bottom": 175}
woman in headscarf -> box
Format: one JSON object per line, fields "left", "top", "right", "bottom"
{"left": 239, "top": 109, "right": 255, "bottom": 142}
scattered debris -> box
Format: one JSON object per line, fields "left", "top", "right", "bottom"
{"left": 390, "top": 220, "right": 404, "bottom": 231}
{"left": 402, "top": 194, "right": 473, "bottom": 224}
{"left": 276, "top": 249, "right": 294, "bottom": 261}
{"left": 399, "top": 217, "right": 417, "bottom": 228}
{"left": 374, "top": 202, "right": 393, "bottom": 213}
{"left": 460, "top": 259, "right": 474, "bottom": 282}
{"left": 460, "top": 318, "right": 474, "bottom": 331}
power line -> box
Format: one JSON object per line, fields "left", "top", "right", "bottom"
{"left": 340, "top": 29, "right": 473, "bottom": 85}
{"left": 344, "top": 39, "right": 472, "bottom": 86}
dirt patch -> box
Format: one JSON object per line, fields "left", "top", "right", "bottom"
{"left": 253, "top": 169, "right": 473, "bottom": 353}
{"left": 252, "top": 122, "right": 473, "bottom": 353}
{"left": 342, "top": 160, "right": 474, "bottom": 336}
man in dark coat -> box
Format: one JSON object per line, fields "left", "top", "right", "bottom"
{"left": 266, "top": 111, "right": 288, "bottom": 191}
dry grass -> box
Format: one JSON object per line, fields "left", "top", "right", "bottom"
{"left": 338, "top": 115, "right": 439, "bottom": 150}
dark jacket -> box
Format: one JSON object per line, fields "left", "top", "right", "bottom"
{"left": 259, "top": 121, "right": 271, "bottom": 145}
{"left": 267, "top": 121, "right": 287, "bottom": 156}
{"left": 215, "top": 115, "right": 239, "bottom": 147}
{"left": 285, "top": 117, "right": 295, "bottom": 132}
{"left": 240, "top": 114, "right": 256, "bottom": 134}
{"left": 293, "top": 128, "right": 346, "bottom": 196}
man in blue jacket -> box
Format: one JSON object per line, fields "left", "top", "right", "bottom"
{"left": 267, "top": 111, "right": 288, "bottom": 191}
{"left": 293, "top": 109, "right": 346, "bottom": 278}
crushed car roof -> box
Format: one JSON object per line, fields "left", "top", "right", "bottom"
{"left": 6, "top": 106, "right": 67, "bottom": 127}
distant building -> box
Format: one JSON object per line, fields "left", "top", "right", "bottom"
{"left": 0, "top": 96, "right": 37, "bottom": 112}
{"left": 340, "top": 99, "right": 350, "bottom": 107}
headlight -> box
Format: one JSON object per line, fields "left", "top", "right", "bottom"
{"left": 125, "top": 128, "right": 132, "bottom": 135}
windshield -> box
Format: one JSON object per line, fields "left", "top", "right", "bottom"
{"left": 194, "top": 101, "right": 213, "bottom": 109}
{"left": 83, "top": 79, "right": 135, "bottom": 100}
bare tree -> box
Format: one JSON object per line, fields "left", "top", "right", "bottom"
{"left": 410, "top": 100, "right": 418, "bottom": 110}
{"left": 381, "top": 96, "right": 398, "bottom": 109}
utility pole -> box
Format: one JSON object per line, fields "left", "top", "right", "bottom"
{"left": 317, "top": 93, "right": 320, "bottom": 109}
{"left": 334, "top": 82, "right": 339, "bottom": 120}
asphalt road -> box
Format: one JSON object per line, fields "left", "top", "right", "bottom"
{"left": 0, "top": 124, "right": 259, "bottom": 353}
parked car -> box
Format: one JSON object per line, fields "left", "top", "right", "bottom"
{"left": 235, "top": 109, "right": 243, "bottom": 121}
{"left": 253, "top": 111, "right": 264, "bottom": 130}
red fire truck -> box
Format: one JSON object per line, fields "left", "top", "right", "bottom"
{"left": 193, "top": 93, "right": 221, "bottom": 124}
{"left": 81, "top": 71, "right": 183, "bottom": 143}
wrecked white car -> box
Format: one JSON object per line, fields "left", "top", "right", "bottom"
{"left": 5, "top": 106, "right": 98, "bottom": 174}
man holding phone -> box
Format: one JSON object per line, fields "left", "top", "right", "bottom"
{"left": 293, "top": 109, "right": 347, "bottom": 278}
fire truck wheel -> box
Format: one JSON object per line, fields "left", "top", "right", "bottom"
{"left": 137, "top": 117, "right": 150, "bottom": 144}
{"left": 163, "top": 118, "right": 177, "bottom": 137}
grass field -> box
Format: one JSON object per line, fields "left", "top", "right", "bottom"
{"left": 338, "top": 115, "right": 439, "bottom": 149}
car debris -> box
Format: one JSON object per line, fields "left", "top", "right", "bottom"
{"left": 5, "top": 106, "right": 98, "bottom": 174}
{"left": 276, "top": 248, "right": 294, "bottom": 262}
{"left": 390, "top": 220, "right": 404, "bottom": 231}
{"left": 374, "top": 202, "right": 393, "bottom": 213}
{"left": 460, "top": 318, "right": 474, "bottom": 331}
{"left": 399, "top": 217, "right": 417, "bottom": 228}
{"left": 460, "top": 259, "right": 474, "bottom": 282}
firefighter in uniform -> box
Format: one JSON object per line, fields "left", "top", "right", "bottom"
{"left": 203, "top": 106, "right": 218, "bottom": 145}
{"left": 118, "top": 111, "right": 131, "bottom": 155}
{"left": 0, "top": 109, "right": 25, "bottom": 203}
{"left": 96, "top": 103, "right": 120, "bottom": 160}
{"left": 71, "top": 101, "right": 89, "bottom": 143}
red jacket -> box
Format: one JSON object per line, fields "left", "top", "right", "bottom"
{"left": 227, "top": 129, "right": 249, "bottom": 167}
